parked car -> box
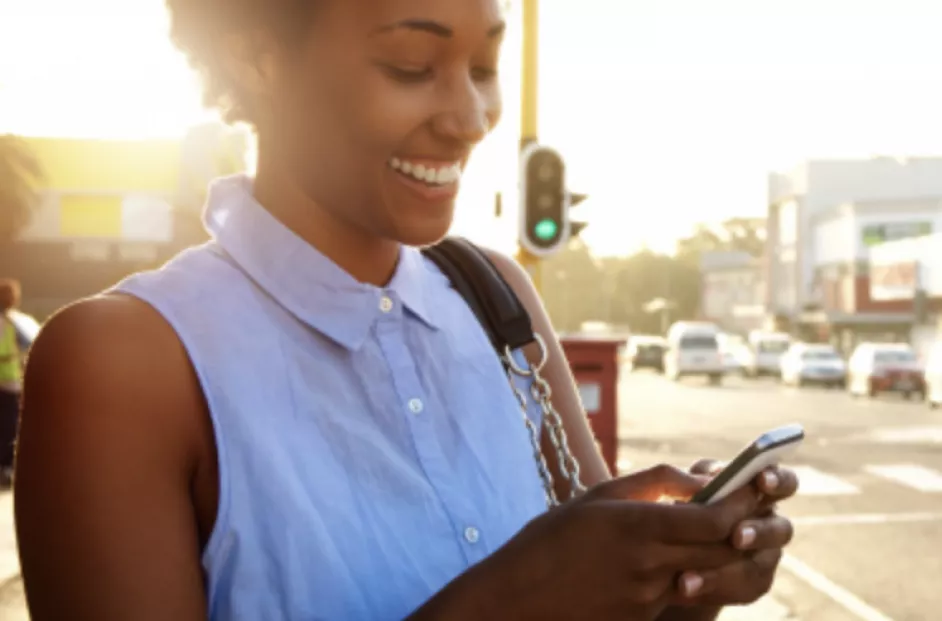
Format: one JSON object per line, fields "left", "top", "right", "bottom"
{"left": 664, "top": 322, "right": 724, "bottom": 384}
{"left": 780, "top": 343, "right": 847, "bottom": 388}
{"left": 737, "top": 330, "right": 792, "bottom": 378}
{"left": 847, "top": 342, "right": 924, "bottom": 399}
{"left": 626, "top": 335, "right": 667, "bottom": 372}
{"left": 924, "top": 342, "right": 942, "bottom": 409}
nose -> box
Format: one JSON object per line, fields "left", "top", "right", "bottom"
{"left": 431, "top": 76, "right": 500, "bottom": 146}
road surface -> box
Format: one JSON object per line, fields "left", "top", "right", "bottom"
{"left": 618, "top": 369, "right": 942, "bottom": 621}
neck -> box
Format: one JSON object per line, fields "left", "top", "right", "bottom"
{"left": 252, "top": 153, "right": 400, "bottom": 287}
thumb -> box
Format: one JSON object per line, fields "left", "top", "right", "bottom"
{"left": 589, "top": 465, "right": 711, "bottom": 502}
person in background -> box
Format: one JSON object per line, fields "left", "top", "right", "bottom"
{"left": 14, "top": 1, "right": 798, "bottom": 619}
{"left": 0, "top": 279, "right": 23, "bottom": 487}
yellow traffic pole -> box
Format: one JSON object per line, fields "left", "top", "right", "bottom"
{"left": 515, "top": 0, "right": 543, "bottom": 294}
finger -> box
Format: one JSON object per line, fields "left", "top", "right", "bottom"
{"left": 690, "top": 459, "right": 724, "bottom": 476}
{"left": 592, "top": 464, "right": 710, "bottom": 502}
{"left": 639, "top": 541, "right": 743, "bottom": 573}
{"left": 755, "top": 466, "right": 800, "bottom": 500}
{"left": 733, "top": 515, "right": 794, "bottom": 551}
{"left": 636, "top": 487, "right": 759, "bottom": 545}
{"left": 700, "top": 485, "right": 762, "bottom": 540}
{"left": 675, "top": 570, "right": 718, "bottom": 601}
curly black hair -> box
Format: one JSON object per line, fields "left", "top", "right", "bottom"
{"left": 166, "top": 0, "right": 317, "bottom": 125}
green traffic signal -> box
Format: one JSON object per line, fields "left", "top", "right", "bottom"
{"left": 533, "top": 218, "right": 559, "bottom": 241}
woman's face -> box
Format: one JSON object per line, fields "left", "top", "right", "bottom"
{"left": 260, "top": 0, "right": 505, "bottom": 246}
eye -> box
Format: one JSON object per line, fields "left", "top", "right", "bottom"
{"left": 380, "top": 64, "right": 434, "bottom": 84}
{"left": 471, "top": 66, "right": 499, "bottom": 82}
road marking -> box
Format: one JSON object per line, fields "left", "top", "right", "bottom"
{"left": 850, "top": 426, "right": 942, "bottom": 445}
{"left": 781, "top": 554, "right": 895, "bottom": 621}
{"left": 864, "top": 464, "right": 942, "bottom": 492}
{"left": 791, "top": 465, "right": 861, "bottom": 496}
{"left": 792, "top": 511, "right": 942, "bottom": 527}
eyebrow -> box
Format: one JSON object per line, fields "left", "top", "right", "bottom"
{"left": 372, "top": 19, "right": 506, "bottom": 39}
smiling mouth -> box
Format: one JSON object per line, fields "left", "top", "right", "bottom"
{"left": 389, "top": 157, "right": 462, "bottom": 187}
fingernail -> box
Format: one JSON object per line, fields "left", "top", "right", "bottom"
{"left": 739, "top": 526, "right": 757, "bottom": 548}
{"left": 683, "top": 573, "right": 704, "bottom": 597}
{"left": 763, "top": 471, "right": 780, "bottom": 490}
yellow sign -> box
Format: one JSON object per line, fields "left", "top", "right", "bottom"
{"left": 59, "top": 195, "right": 122, "bottom": 238}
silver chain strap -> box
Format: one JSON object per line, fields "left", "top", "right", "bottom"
{"left": 503, "top": 333, "right": 586, "bottom": 508}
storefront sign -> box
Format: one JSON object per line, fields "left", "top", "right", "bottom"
{"left": 862, "top": 222, "right": 932, "bottom": 247}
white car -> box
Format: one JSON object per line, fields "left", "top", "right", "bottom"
{"left": 780, "top": 343, "right": 847, "bottom": 388}
{"left": 738, "top": 331, "right": 792, "bottom": 378}
{"left": 664, "top": 322, "right": 725, "bottom": 384}
{"left": 924, "top": 342, "right": 942, "bottom": 409}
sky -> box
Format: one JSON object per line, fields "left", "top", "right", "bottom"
{"left": 3, "top": 0, "right": 942, "bottom": 255}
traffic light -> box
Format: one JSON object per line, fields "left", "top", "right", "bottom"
{"left": 519, "top": 143, "right": 569, "bottom": 257}
{"left": 568, "top": 192, "right": 589, "bottom": 239}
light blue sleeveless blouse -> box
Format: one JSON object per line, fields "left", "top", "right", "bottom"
{"left": 115, "top": 175, "right": 547, "bottom": 620}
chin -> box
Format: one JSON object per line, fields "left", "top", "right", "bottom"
{"left": 390, "top": 209, "right": 457, "bottom": 248}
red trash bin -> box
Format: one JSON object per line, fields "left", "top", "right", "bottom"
{"left": 560, "top": 335, "right": 626, "bottom": 476}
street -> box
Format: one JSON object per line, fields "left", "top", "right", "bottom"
{"left": 619, "top": 368, "right": 942, "bottom": 621}
{"left": 1, "top": 369, "right": 941, "bottom": 620}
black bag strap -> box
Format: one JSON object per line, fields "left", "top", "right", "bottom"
{"left": 421, "top": 237, "right": 536, "bottom": 354}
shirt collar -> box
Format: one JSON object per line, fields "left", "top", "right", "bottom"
{"left": 203, "top": 174, "right": 442, "bottom": 350}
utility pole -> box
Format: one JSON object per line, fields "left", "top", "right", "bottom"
{"left": 516, "top": 0, "right": 542, "bottom": 294}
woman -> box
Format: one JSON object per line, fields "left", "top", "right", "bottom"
{"left": 14, "top": 1, "right": 797, "bottom": 619}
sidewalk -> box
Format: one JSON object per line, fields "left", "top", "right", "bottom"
{"left": 0, "top": 494, "right": 16, "bottom": 585}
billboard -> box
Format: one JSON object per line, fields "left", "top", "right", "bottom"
{"left": 870, "top": 260, "right": 917, "bottom": 301}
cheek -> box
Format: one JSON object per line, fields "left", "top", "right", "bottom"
{"left": 349, "top": 77, "right": 437, "bottom": 147}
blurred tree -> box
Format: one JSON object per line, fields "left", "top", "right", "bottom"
{"left": 676, "top": 217, "right": 766, "bottom": 260}
{"left": 541, "top": 238, "right": 604, "bottom": 332}
{"left": 0, "top": 135, "right": 44, "bottom": 241}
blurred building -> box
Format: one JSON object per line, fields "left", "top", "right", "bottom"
{"left": 766, "top": 156, "right": 942, "bottom": 347}
{"left": 868, "top": 232, "right": 942, "bottom": 357}
{"left": 700, "top": 250, "right": 765, "bottom": 335}
{"left": 9, "top": 126, "right": 248, "bottom": 318}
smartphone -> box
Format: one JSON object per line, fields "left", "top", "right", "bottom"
{"left": 689, "top": 424, "right": 805, "bottom": 505}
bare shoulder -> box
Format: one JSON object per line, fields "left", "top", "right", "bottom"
{"left": 478, "top": 247, "right": 546, "bottom": 315}
{"left": 23, "top": 292, "right": 204, "bottom": 446}
{"left": 16, "top": 293, "right": 211, "bottom": 619}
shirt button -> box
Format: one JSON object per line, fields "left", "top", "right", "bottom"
{"left": 379, "top": 296, "right": 394, "bottom": 313}
{"left": 464, "top": 527, "right": 480, "bottom": 544}
{"left": 408, "top": 398, "right": 424, "bottom": 414}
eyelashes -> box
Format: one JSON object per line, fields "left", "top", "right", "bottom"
{"left": 377, "top": 64, "right": 499, "bottom": 85}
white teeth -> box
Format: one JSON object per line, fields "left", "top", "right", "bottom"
{"left": 389, "top": 157, "right": 461, "bottom": 186}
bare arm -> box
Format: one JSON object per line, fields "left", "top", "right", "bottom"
{"left": 484, "top": 250, "right": 612, "bottom": 497}
{"left": 15, "top": 295, "right": 213, "bottom": 621}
